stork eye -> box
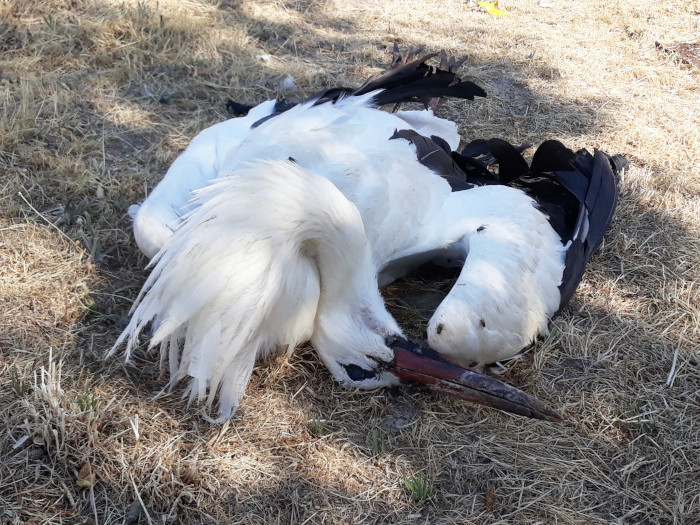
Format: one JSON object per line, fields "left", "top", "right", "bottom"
{"left": 342, "top": 363, "right": 378, "bottom": 381}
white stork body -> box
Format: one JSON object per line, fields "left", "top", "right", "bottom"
{"left": 130, "top": 100, "right": 279, "bottom": 259}
{"left": 117, "top": 92, "right": 566, "bottom": 419}
{"left": 114, "top": 53, "right": 621, "bottom": 421}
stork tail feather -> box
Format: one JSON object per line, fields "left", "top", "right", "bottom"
{"left": 109, "top": 161, "right": 377, "bottom": 419}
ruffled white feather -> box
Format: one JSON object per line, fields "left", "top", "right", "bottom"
{"left": 116, "top": 95, "right": 568, "bottom": 417}
{"left": 112, "top": 160, "right": 399, "bottom": 419}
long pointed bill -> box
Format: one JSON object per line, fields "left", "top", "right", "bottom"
{"left": 385, "top": 336, "right": 563, "bottom": 422}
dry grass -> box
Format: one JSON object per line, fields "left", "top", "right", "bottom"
{"left": 1, "top": 0, "right": 699, "bottom": 523}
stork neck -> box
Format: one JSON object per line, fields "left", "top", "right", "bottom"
{"left": 285, "top": 164, "right": 396, "bottom": 336}
{"left": 303, "top": 200, "right": 380, "bottom": 314}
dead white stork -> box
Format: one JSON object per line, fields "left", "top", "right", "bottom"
{"left": 112, "top": 52, "right": 623, "bottom": 422}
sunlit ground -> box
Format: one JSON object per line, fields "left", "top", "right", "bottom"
{"left": 1, "top": 0, "right": 698, "bottom": 523}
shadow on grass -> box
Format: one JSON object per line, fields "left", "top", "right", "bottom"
{"left": 1, "top": 0, "right": 698, "bottom": 524}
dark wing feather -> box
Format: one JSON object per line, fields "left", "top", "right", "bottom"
{"left": 225, "top": 100, "right": 254, "bottom": 117}
{"left": 556, "top": 148, "right": 624, "bottom": 308}
{"left": 390, "top": 129, "right": 475, "bottom": 191}
{"left": 461, "top": 139, "right": 492, "bottom": 158}
{"left": 609, "top": 154, "right": 630, "bottom": 175}
{"left": 582, "top": 149, "right": 619, "bottom": 256}
{"left": 356, "top": 48, "right": 486, "bottom": 106}
{"left": 450, "top": 152, "right": 499, "bottom": 185}
{"left": 457, "top": 139, "right": 625, "bottom": 312}
{"left": 370, "top": 75, "right": 486, "bottom": 107}
{"left": 459, "top": 139, "right": 531, "bottom": 182}
{"left": 354, "top": 53, "right": 438, "bottom": 94}
{"left": 428, "top": 134, "right": 453, "bottom": 155}
{"left": 530, "top": 139, "right": 577, "bottom": 173}
{"left": 558, "top": 239, "right": 587, "bottom": 309}
{"left": 230, "top": 51, "right": 486, "bottom": 123}
{"left": 479, "top": 138, "right": 530, "bottom": 184}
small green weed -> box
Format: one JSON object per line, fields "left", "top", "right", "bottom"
{"left": 308, "top": 414, "right": 325, "bottom": 437}
{"left": 404, "top": 472, "right": 434, "bottom": 502}
{"left": 43, "top": 14, "right": 57, "bottom": 30}
{"left": 79, "top": 284, "right": 99, "bottom": 316}
{"left": 370, "top": 429, "right": 388, "bottom": 457}
{"left": 76, "top": 386, "right": 102, "bottom": 412}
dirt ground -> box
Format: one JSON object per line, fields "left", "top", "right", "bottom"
{"left": 1, "top": 0, "right": 699, "bottom": 523}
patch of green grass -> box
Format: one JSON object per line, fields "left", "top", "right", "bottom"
{"left": 43, "top": 14, "right": 57, "bottom": 30}
{"left": 619, "top": 401, "right": 658, "bottom": 434}
{"left": 369, "top": 429, "right": 388, "bottom": 457}
{"left": 308, "top": 414, "right": 325, "bottom": 437}
{"left": 404, "top": 472, "right": 434, "bottom": 502}
{"left": 76, "top": 386, "right": 102, "bottom": 412}
{"left": 79, "top": 284, "right": 99, "bottom": 316}
{"left": 81, "top": 298, "right": 99, "bottom": 315}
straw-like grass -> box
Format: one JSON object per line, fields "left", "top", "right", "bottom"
{"left": 1, "top": 0, "right": 698, "bottom": 523}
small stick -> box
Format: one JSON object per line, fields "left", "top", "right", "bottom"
{"left": 665, "top": 347, "right": 680, "bottom": 387}
{"left": 130, "top": 475, "right": 155, "bottom": 525}
{"left": 88, "top": 463, "right": 99, "bottom": 525}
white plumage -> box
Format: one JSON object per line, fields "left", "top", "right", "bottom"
{"left": 129, "top": 99, "right": 279, "bottom": 259}
{"left": 113, "top": 53, "right": 621, "bottom": 421}
{"left": 120, "top": 160, "right": 399, "bottom": 418}
{"left": 425, "top": 186, "right": 565, "bottom": 366}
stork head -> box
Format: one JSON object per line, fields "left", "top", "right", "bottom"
{"left": 311, "top": 290, "right": 562, "bottom": 422}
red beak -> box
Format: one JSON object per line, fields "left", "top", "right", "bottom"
{"left": 386, "top": 336, "right": 563, "bottom": 422}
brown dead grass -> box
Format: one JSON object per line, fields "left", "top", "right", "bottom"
{"left": 1, "top": 0, "right": 699, "bottom": 523}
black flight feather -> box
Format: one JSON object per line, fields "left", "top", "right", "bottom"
{"left": 450, "top": 153, "right": 498, "bottom": 185}
{"left": 370, "top": 76, "right": 486, "bottom": 107}
{"left": 232, "top": 50, "right": 486, "bottom": 127}
{"left": 460, "top": 139, "right": 531, "bottom": 177}
{"left": 555, "top": 149, "right": 625, "bottom": 307}
{"left": 530, "top": 139, "right": 577, "bottom": 173}
{"left": 477, "top": 138, "right": 530, "bottom": 184}
{"left": 390, "top": 129, "right": 475, "bottom": 191}
{"left": 455, "top": 139, "right": 626, "bottom": 311}
{"left": 302, "top": 51, "right": 486, "bottom": 109}
{"left": 354, "top": 52, "right": 438, "bottom": 94}
{"left": 225, "top": 100, "right": 254, "bottom": 117}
